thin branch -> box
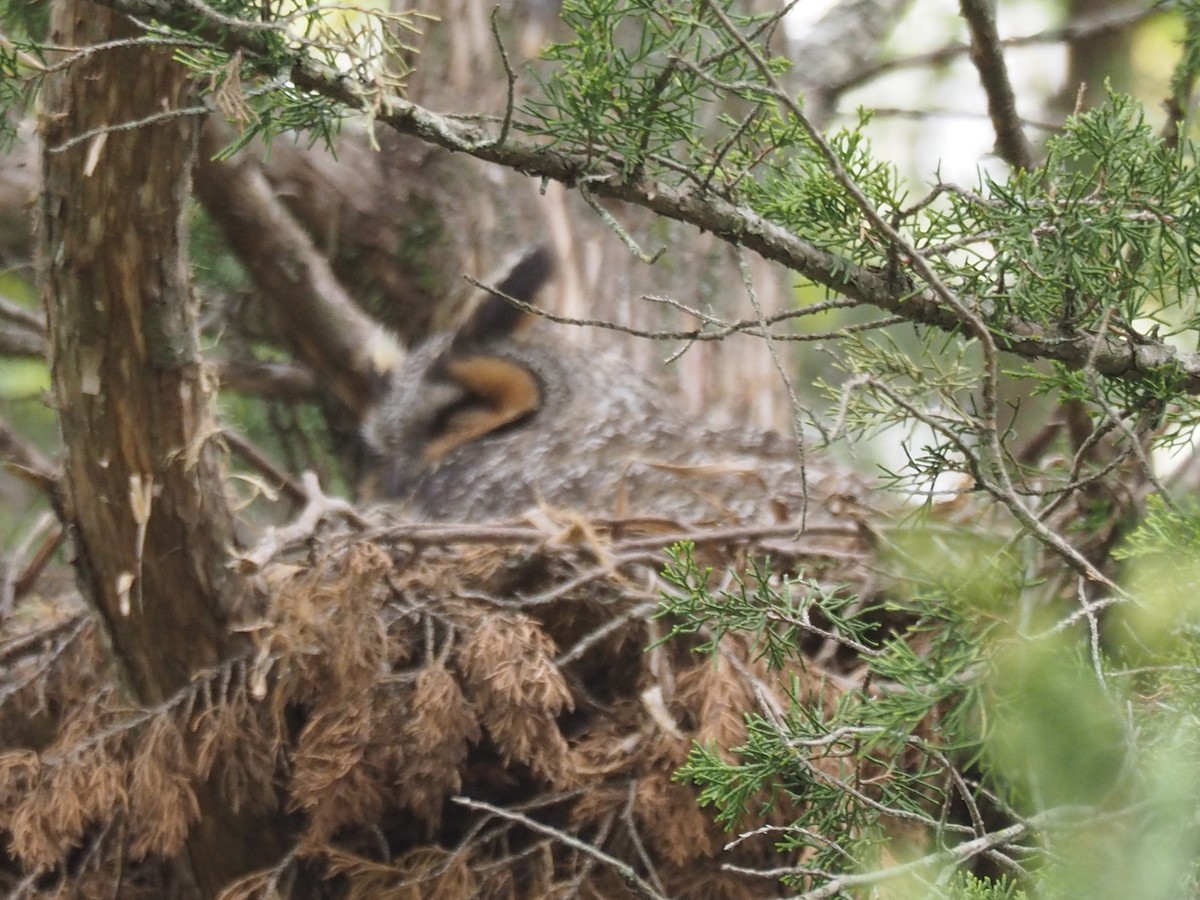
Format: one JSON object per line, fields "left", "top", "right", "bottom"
{"left": 0, "top": 416, "right": 58, "bottom": 494}
{"left": 774, "top": 820, "right": 1034, "bottom": 899}
{"left": 555, "top": 601, "right": 659, "bottom": 666}
{"left": 0, "top": 612, "right": 87, "bottom": 665}
{"left": 468, "top": 274, "right": 895, "bottom": 341}
{"left": 620, "top": 781, "right": 667, "bottom": 897}
{"left": 1082, "top": 308, "right": 1171, "bottom": 509}
{"left": 0, "top": 293, "right": 48, "bottom": 334}
{"left": 1162, "top": 1, "right": 1200, "bottom": 149}
{"left": 0, "top": 325, "right": 45, "bottom": 358}
{"left": 236, "top": 471, "right": 366, "bottom": 570}
{"left": 1, "top": 33, "right": 211, "bottom": 75}
{"left": 0, "top": 616, "right": 93, "bottom": 709}
{"left": 869, "top": 105, "right": 1061, "bottom": 132}
{"left": 578, "top": 177, "right": 665, "bottom": 263}
{"left": 837, "top": 3, "right": 1170, "bottom": 96}
{"left": 486, "top": 5, "right": 517, "bottom": 149}
{"left": 958, "top": 0, "right": 1035, "bottom": 171}
{"left": 222, "top": 428, "right": 309, "bottom": 505}
{"left": 47, "top": 104, "right": 211, "bottom": 153}
{"left": 214, "top": 359, "right": 317, "bottom": 400}
{"left": 1, "top": 513, "right": 64, "bottom": 617}
{"left": 734, "top": 246, "right": 812, "bottom": 527}
{"left": 452, "top": 796, "right": 669, "bottom": 900}
{"left": 867, "top": 377, "right": 1122, "bottom": 593}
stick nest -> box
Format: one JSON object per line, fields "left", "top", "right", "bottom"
{"left": 1, "top": 501, "right": 884, "bottom": 899}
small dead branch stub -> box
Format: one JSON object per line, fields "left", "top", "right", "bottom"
{"left": 0, "top": 503, "right": 889, "bottom": 899}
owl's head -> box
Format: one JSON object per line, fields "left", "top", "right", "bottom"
{"left": 361, "top": 246, "right": 567, "bottom": 506}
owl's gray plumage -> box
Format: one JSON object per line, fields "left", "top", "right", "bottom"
{"left": 362, "top": 248, "right": 848, "bottom": 525}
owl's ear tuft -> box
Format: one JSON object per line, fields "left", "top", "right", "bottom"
{"left": 451, "top": 245, "right": 556, "bottom": 350}
{"left": 422, "top": 355, "right": 542, "bottom": 461}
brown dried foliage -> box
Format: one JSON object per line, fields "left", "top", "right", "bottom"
{"left": 456, "top": 613, "right": 575, "bottom": 787}
{"left": 0, "top": 512, "right": 887, "bottom": 899}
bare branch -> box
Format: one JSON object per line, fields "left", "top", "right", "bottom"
{"left": 452, "top": 796, "right": 670, "bottom": 900}
{"left": 838, "top": 2, "right": 1168, "bottom": 96}
{"left": 1, "top": 513, "right": 63, "bottom": 617}
{"left": 0, "top": 293, "right": 47, "bottom": 334}
{"left": 222, "top": 428, "right": 309, "bottom": 505}
{"left": 213, "top": 358, "right": 318, "bottom": 400}
{"left": 959, "top": 0, "right": 1035, "bottom": 171}
{"left": 0, "top": 416, "right": 58, "bottom": 492}
{"left": 769, "top": 819, "right": 1036, "bottom": 899}
{"left": 195, "top": 119, "right": 384, "bottom": 418}
{"left": 0, "top": 325, "right": 45, "bottom": 358}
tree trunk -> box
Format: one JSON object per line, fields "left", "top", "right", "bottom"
{"left": 39, "top": 3, "right": 285, "bottom": 894}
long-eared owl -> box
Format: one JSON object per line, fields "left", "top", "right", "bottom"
{"left": 362, "top": 247, "right": 852, "bottom": 526}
